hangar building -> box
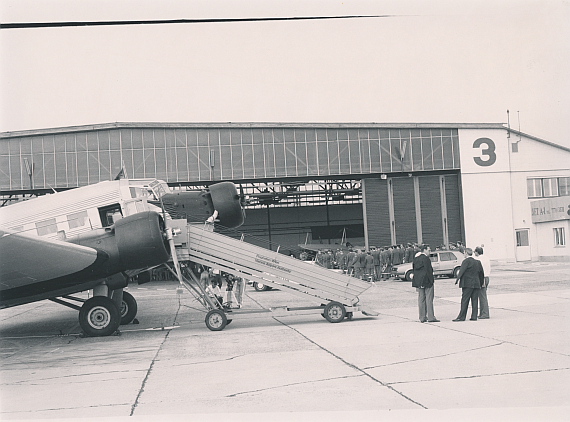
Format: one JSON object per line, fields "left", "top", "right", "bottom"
{"left": 1, "top": 123, "right": 569, "bottom": 263}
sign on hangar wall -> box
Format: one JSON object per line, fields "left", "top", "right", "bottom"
{"left": 531, "top": 196, "right": 570, "bottom": 223}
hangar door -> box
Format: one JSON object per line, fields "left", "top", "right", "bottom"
{"left": 362, "top": 174, "right": 463, "bottom": 248}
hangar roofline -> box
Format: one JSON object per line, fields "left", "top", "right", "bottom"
{"left": 1, "top": 121, "right": 505, "bottom": 138}
{"left": 2, "top": 121, "right": 568, "bottom": 153}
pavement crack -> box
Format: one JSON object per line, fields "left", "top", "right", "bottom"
{"left": 273, "top": 317, "right": 427, "bottom": 409}
{"left": 226, "top": 374, "right": 363, "bottom": 397}
{"left": 387, "top": 366, "right": 570, "bottom": 386}
{"left": 129, "top": 299, "right": 182, "bottom": 416}
{"left": 363, "top": 342, "right": 504, "bottom": 370}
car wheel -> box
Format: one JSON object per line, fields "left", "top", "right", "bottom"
{"left": 254, "top": 282, "right": 271, "bottom": 291}
{"left": 405, "top": 270, "right": 414, "bottom": 281}
{"left": 453, "top": 267, "right": 461, "bottom": 278}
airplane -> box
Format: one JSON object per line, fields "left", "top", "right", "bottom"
{"left": 0, "top": 179, "right": 245, "bottom": 336}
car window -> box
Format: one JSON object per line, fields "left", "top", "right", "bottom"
{"left": 439, "top": 252, "right": 456, "bottom": 261}
{"left": 429, "top": 253, "right": 438, "bottom": 262}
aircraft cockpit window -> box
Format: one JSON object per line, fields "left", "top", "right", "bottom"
{"left": 36, "top": 218, "right": 58, "bottom": 236}
{"left": 68, "top": 211, "right": 89, "bottom": 229}
{"left": 98, "top": 204, "right": 123, "bottom": 227}
{"left": 129, "top": 187, "right": 149, "bottom": 199}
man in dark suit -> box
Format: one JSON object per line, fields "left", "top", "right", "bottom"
{"left": 453, "top": 248, "right": 485, "bottom": 321}
{"left": 412, "top": 245, "right": 439, "bottom": 323}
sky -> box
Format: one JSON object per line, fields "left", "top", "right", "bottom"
{"left": 1, "top": 0, "right": 569, "bottom": 148}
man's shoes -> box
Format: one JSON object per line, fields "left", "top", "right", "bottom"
{"left": 427, "top": 319, "right": 440, "bottom": 322}
{"left": 469, "top": 318, "right": 477, "bottom": 321}
{"left": 479, "top": 316, "right": 489, "bottom": 319}
{"left": 420, "top": 319, "right": 427, "bottom": 323}
{"left": 452, "top": 318, "right": 464, "bottom": 322}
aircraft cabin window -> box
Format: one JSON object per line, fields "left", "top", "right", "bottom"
{"left": 36, "top": 218, "right": 58, "bottom": 236}
{"left": 68, "top": 211, "right": 89, "bottom": 229}
{"left": 98, "top": 204, "right": 123, "bottom": 227}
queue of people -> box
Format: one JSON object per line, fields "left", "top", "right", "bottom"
{"left": 311, "top": 241, "right": 466, "bottom": 283}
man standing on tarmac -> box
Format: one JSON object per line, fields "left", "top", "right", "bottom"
{"left": 412, "top": 245, "right": 439, "bottom": 323}
{"left": 474, "top": 246, "right": 491, "bottom": 319}
{"left": 453, "top": 248, "right": 485, "bottom": 321}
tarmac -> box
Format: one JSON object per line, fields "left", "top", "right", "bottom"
{"left": 0, "top": 261, "right": 569, "bottom": 422}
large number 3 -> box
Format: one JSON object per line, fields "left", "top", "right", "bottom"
{"left": 473, "top": 138, "right": 496, "bottom": 167}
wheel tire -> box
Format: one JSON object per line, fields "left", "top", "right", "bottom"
{"left": 205, "top": 309, "right": 227, "bottom": 331}
{"left": 120, "top": 291, "right": 138, "bottom": 325}
{"left": 405, "top": 270, "right": 414, "bottom": 282}
{"left": 323, "top": 301, "right": 346, "bottom": 323}
{"left": 79, "top": 297, "right": 121, "bottom": 337}
{"left": 453, "top": 267, "right": 461, "bottom": 278}
{"left": 254, "top": 282, "right": 270, "bottom": 292}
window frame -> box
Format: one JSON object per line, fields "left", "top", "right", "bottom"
{"left": 554, "top": 227, "right": 566, "bottom": 247}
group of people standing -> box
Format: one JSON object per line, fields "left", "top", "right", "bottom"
{"left": 412, "top": 245, "right": 491, "bottom": 323}
{"left": 314, "top": 242, "right": 465, "bottom": 283}
{"left": 194, "top": 265, "right": 245, "bottom": 309}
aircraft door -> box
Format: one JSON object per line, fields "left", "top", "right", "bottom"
{"left": 99, "top": 204, "right": 123, "bottom": 227}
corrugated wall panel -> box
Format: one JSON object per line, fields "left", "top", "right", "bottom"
{"left": 362, "top": 178, "right": 391, "bottom": 247}
{"left": 419, "top": 176, "right": 443, "bottom": 246}
{"left": 392, "top": 177, "right": 417, "bottom": 245}
{"left": 444, "top": 174, "right": 463, "bottom": 244}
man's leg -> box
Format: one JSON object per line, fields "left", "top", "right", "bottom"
{"left": 417, "top": 288, "right": 427, "bottom": 322}
{"left": 479, "top": 277, "right": 490, "bottom": 318}
{"left": 455, "top": 288, "right": 472, "bottom": 321}
{"left": 425, "top": 285, "right": 437, "bottom": 321}
{"left": 470, "top": 289, "right": 480, "bottom": 320}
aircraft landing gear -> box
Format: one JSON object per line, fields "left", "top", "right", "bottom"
{"left": 119, "top": 291, "right": 138, "bottom": 325}
{"left": 79, "top": 296, "right": 121, "bottom": 337}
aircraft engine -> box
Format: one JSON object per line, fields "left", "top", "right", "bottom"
{"left": 150, "top": 182, "right": 245, "bottom": 228}
{"left": 114, "top": 210, "right": 171, "bottom": 269}
{"left": 69, "top": 211, "right": 170, "bottom": 274}
{"left": 209, "top": 182, "right": 245, "bottom": 228}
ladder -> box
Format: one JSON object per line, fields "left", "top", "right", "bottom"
{"left": 172, "top": 223, "right": 378, "bottom": 330}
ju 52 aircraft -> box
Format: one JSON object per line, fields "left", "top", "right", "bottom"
{"left": 0, "top": 179, "right": 245, "bottom": 336}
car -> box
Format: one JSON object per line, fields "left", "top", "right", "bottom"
{"left": 391, "top": 250, "right": 465, "bottom": 281}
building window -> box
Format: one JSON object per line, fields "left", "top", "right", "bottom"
{"left": 527, "top": 179, "right": 543, "bottom": 198}
{"left": 527, "top": 177, "right": 570, "bottom": 198}
{"left": 516, "top": 229, "right": 530, "bottom": 247}
{"left": 542, "top": 178, "right": 559, "bottom": 197}
{"left": 554, "top": 228, "right": 565, "bottom": 247}
{"left": 559, "top": 177, "right": 570, "bottom": 196}
{"left": 36, "top": 219, "right": 58, "bottom": 236}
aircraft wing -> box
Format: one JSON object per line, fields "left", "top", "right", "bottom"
{"left": 0, "top": 228, "right": 108, "bottom": 295}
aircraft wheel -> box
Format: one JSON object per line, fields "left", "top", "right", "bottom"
{"left": 323, "top": 301, "right": 346, "bottom": 323}
{"left": 79, "top": 297, "right": 121, "bottom": 337}
{"left": 120, "top": 291, "right": 138, "bottom": 325}
{"left": 205, "top": 309, "right": 227, "bottom": 331}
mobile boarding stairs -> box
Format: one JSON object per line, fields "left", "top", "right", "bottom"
{"left": 165, "top": 221, "right": 378, "bottom": 331}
